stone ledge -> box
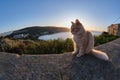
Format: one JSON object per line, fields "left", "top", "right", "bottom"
{"left": 0, "top": 38, "right": 120, "bottom": 80}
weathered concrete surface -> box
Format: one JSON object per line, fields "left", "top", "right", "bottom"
{"left": 0, "top": 38, "right": 120, "bottom": 80}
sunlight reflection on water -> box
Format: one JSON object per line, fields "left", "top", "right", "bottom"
{"left": 38, "top": 32, "right": 101, "bottom": 40}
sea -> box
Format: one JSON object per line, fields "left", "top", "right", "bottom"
{"left": 38, "top": 31, "right": 101, "bottom": 40}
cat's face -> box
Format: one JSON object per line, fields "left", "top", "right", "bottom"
{"left": 71, "top": 19, "right": 84, "bottom": 35}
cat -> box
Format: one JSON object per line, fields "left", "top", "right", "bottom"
{"left": 71, "top": 19, "right": 109, "bottom": 60}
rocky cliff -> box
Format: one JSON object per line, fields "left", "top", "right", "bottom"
{"left": 0, "top": 38, "right": 120, "bottom": 80}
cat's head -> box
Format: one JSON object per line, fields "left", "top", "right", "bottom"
{"left": 71, "top": 19, "right": 85, "bottom": 35}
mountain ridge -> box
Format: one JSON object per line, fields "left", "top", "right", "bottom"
{"left": 0, "top": 26, "right": 70, "bottom": 39}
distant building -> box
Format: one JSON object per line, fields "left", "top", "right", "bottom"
{"left": 13, "top": 34, "right": 29, "bottom": 39}
{"left": 108, "top": 24, "right": 120, "bottom": 36}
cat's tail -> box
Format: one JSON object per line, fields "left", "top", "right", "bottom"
{"left": 91, "top": 49, "right": 109, "bottom": 60}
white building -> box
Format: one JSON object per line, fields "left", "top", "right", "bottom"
{"left": 13, "top": 34, "right": 29, "bottom": 39}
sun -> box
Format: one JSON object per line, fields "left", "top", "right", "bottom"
{"left": 55, "top": 13, "right": 80, "bottom": 28}
{"left": 64, "top": 18, "right": 94, "bottom": 31}
{"left": 63, "top": 17, "right": 79, "bottom": 28}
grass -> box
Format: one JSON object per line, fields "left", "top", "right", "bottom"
{"left": 0, "top": 32, "right": 119, "bottom": 55}
{"left": 94, "top": 32, "right": 119, "bottom": 46}
{"left": 0, "top": 38, "right": 74, "bottom": 55}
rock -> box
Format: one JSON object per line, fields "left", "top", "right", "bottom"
{"left": 65, "top": 38, "right": 120, "bottom": 80}
{"left": 0, "top": 38, "right": 120, "bottom": 80}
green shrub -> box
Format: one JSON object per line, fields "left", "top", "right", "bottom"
{"left": 94, "top": 32, "right": 119, "bottom": 46}
{"left": 0, "top": 32, "right": 119, "bottom": 54}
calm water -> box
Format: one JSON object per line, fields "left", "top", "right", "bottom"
{"left": 38, "top": 32, "right": 101, "bottom": 40}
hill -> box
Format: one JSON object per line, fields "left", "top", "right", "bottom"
{"left": 0, "top": 38, "right": 120, "bottom": 80}
{"left": 0, "top": 31, "right": 13, "bottom": 37}
{"left": 4, "top": 26, "right": 70, "bottom": 39}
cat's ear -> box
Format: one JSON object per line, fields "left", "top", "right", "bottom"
{"left": 71, "top": 21, "right": 74, "bottom": 25}
{"left": 75, "top": 19, "right": 80, "bottom": 25}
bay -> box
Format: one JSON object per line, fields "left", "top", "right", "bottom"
{"left": 38, "top": 31, "right": 101, "bottom": 40}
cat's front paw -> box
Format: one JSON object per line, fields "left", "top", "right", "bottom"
{"left": 72, "top": 51, "right": 78, "bottom": 56}
{"left": 72, "top": 51, "right": 78, "bottom": 54}
{"left": 76, "top": 53, "right": 84, "bottom": 57}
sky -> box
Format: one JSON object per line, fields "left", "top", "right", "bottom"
{"left": 0, "top": 0, "right": 120, "bottom": 33}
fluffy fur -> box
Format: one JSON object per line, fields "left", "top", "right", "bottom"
{"left": 71, "top": 19, "right": 109, "bottom": 60}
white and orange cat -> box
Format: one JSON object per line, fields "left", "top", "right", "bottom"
{"left": 71, "top": 19, "right": 109, "bottom": 60}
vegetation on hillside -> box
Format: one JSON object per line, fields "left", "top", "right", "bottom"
{"left": 0, "top": 32, "right": 119, "bottom": 55}
{"left": 0, "top": 38, "right": 74, "bottom": 55}
{"left": 94, "top": 32, "right": 119, "bottom": 46}
{"left": 8, "top": 26, "right": 70, "bottom": 39}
